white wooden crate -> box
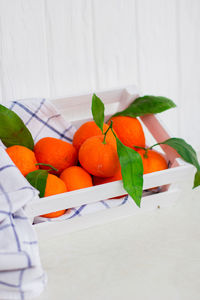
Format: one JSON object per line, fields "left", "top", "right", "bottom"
{"left": 24, "top": 86, "right": 195, "bottom": 238}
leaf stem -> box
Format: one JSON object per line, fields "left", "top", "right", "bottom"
{"left": 144, "top": 148, "right": 149, "bottom": 159}
{"left": 133, "top": 145, "right": 149, "bottom": 158}
{"left": 134, "top": 145, "right": 146, "bottom": 151}
{"left": 149, "top": 142, "right": 161, "bottom": 150}
{"left": 103, "top": 121, "right": 113, "bottom": 144}
{"left": 35, "top": 163, "right": 58, "bottom": 172}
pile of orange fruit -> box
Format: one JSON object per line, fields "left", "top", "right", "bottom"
{"left": 5, "top": 115, "right": 168, "bottom": 218}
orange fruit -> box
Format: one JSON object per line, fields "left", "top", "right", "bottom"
{"left": 79, "top": 135, "right": 120, "bottom": 177}
{"left": 60, "top": 166, "right": 93, "bottom": 191}
{"left": 44, "top": 174, "right": 67, "bottom": 196}
{"left": 41, "top": 174, "right": 67, "bottom": 218}
{"left": 41, "top": 210, "right": 66, "bottom": 218}
{"left": 137, "top": 149, "right": 168, "bottom": 174}
{"left": 108, "top": 116, "right": 145, "bottom": 150}
{"left": 93, "top": 167, "right": 122, "bottom": 185}
{"left": 6, "top": 145, "right": 39, "bottom": 176}
{"left": 73, "top": 121, "right": 116, "bottom": 151}
{"left": 34, "top": 137, "right": 77, "bottom": 175}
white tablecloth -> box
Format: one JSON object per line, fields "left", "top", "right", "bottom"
{"left": 36, "top": 181, "right": 200, "bottom": 300}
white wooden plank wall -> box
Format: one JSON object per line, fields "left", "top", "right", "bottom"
{"left": 0, "top": 0, "right": 199, "bottom": 149}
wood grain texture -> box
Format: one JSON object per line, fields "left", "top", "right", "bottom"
{"left": 91, "top": 0, "right": 139, "bottom": 89}
{"left": 44, "top": 0, "right": 95, "bottom": 97}
{"left": 0, "top": 0, "right": 199, "bottom": 149}
{"left": 135, "top": 0, "right": 180, "bottom": 136}
{"left": 0, "top": 22, "right": 4, "bottom": 103}
{"left": 0, "top": 0, "right": 49, "bottom": 103}
{"left": 178, "top": 0, "right": 200, "bottom": 149}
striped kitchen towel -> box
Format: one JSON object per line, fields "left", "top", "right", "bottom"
{"left": 0, "top": 147, "right": 46, "bottom": 300}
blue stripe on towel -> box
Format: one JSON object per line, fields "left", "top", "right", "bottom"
{"left": 13, "top": 101, "right": 72, "bottom": 142}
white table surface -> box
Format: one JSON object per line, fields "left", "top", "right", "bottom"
{"left": 36, "top": 182, "right": 200, "bottom": 300}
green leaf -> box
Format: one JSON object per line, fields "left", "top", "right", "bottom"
{"left": 26, "top": 170, "right": 48, "bottom": 198}
{"left": 156, "top": 138, "right": 200, "bottom": 188}
{"left": 193, "top": 170, "right": 200, "bottom": 188}
{"left": 159, "top": 138, "right": 200, "bottom": 170}
{"left": 0, "top": 104, "right": 34, "bottom": 150}
{"left": 111, "top": 95, "right": 176, "bottom": 118}
{"left": 92, "top": 94, "right": 105, "bottom": 133}
{"left": 116, "top": 137, "right": 143, "bottom": 207}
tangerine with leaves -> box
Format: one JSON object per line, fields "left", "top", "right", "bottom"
{"left": 79, "top": 135, "right": 120, "bottom": 177}
{"left": 73, "top": 121, "right": 116, "bottom": 151}
{"left": 108, "top": 116, "right": 145, "bottom": 150}
{"left": 34, "top": 137, "right": 77, "bottom": 175}
{"left": 60, "top": 166, "right": 93, "bottom": 191}
{"left": 6, "top": 145, "right": 39, "bottom": 176}
{"left": 137, "top": 148, "right": 168, "bottom": 174}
